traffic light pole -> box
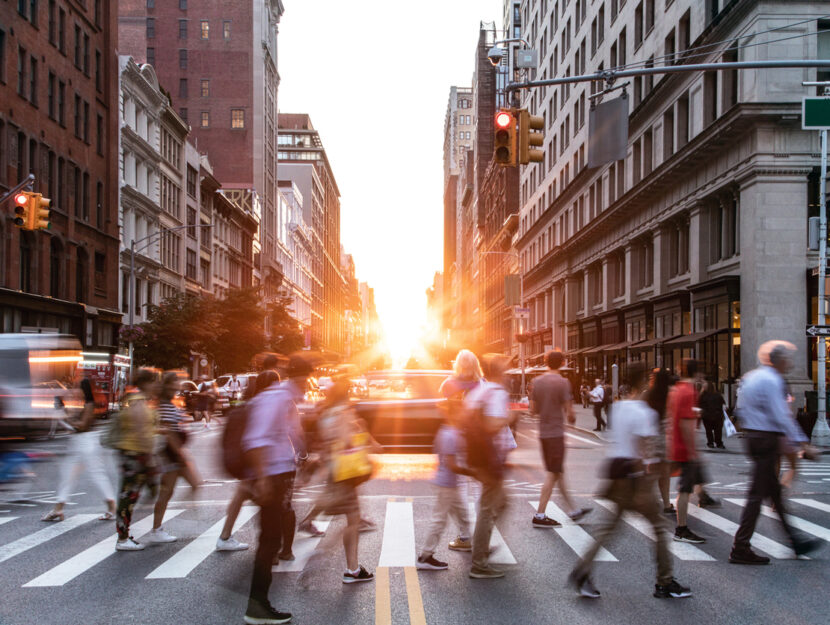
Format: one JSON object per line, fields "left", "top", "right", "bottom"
{"left": 0, "top": 174, "right": 35, "bottom": 206}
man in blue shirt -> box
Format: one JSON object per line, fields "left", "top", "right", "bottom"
{"left": 730, "top": 341, "right": 822, "bottom": 564}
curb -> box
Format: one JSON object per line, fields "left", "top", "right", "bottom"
{"left": 567, "top": 424, "right": 610, "bottom": 442}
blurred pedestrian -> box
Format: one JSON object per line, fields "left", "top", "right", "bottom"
{"left": 440, "top": 349, "right": 484, "bottom": 400}
{"left": 730, "top": 341, "right": 822, "bottom": 564}
{"left": 242, "top": 355, "right": 310, "bottom": 625}
{"left": 114, "top": 369, "right": 160, "bottom": 551}
{"left": 602, "top": 380, "right": 614, "bottom": 427}
{"left": 580, "top": 382, "right": 590, "bottom": 409}
{"left": 699, "top": 382, "right": 726, "bottom": 449}
{"left": 643, "top": 368, "right": 675, "bottom": 514}
{"left": 42, "top": 377, "right": 116, "bottom": 522}
{"left": 589, "top": 379, "right": 606, "bottom": 431}
{"left": 228, "top": 374, "right": 243, "bottom": 403}
{"left": 195, "top": 375, "right": 213, "bottom": 428}
{"left": 531, "top": 349, "right": 591, "bottom": 529}
{"left": 149, "top": 372, "right": 202, "bottom": 544}
{"left": 569, "top": 362, "right": 692, "bottom": 600}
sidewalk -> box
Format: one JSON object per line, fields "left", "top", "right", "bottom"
{"left": 570, "top": 404, "right": 611, "bottom": 441}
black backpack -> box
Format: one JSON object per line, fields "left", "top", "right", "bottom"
{"left": 221, "top": 403, "right": 250, "bottom": 479}
{"left": 463, "top": 388, "right": 503, "bottom": 480}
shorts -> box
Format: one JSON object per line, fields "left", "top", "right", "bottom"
{"left": 540, "top": 436, "right": 565, "bottom": 473}
{"left": 678, "top": 461, "right": 707, "bottom": 493}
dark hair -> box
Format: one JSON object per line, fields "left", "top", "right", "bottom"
{"left": 682, "top": 359, "right": 698, "bottom": 379}
{"left": 624, "top": 361, "right": 649, "bottom": 391}
{"left": 480, "top": 353, "right": 509, "bottom": 380}
{"left": 79, "top": 377, "right": 94, "bottom": 404}
{"left": 646, "top": 368, "right": 672, "bottom": 417}
{"left": 287, "top": 353, "right": 314, "bottom": 379}
{"left": 546, "top": 349, "right": 564, "bottom": 370}
{"left": 133, "top": 368, "right": 156, "bottom": 390}
{"left": 160, "top": 371, "right": 179, "bottom": 402}
{"left": 262, "top": 354, "right": 279, "bottom": 371}
{"left": 255, "top": 370, "right": 279, "bottom": 395}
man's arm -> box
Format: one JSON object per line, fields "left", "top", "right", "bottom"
{"left": 769, "top": 376, "right": 808, "bottom": 443}
{"left": 565, "top": 398, "right": 575, "bottom": 425}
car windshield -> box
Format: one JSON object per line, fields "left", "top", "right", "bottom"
{"left": 215, "top": 376, "right": 230, "bottom": 387}
{"left": 361, "top": 373, "right": 447, "bottom": 400}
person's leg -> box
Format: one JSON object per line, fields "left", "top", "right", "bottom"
{"left": 53, "top": 435, "right": 85, "bottom": 514}
{"left": 220, "top": 482, "right": 249, "bottom": 541}
{"left": 472, "top": 480, "right": 498, "bottom": 570}
{"left": 249, "top": 475, "right": 287, "bottom": 609}
{"left": 536, "top": 472, "right": 555, "bottom": 515}
{"left": 571, "top": 481, "right": 625, "bottom": 581}
{"left": 634, "top": 477, "right": 674, "bottom": 585}
{"left": 421, "top": 486, "right": 453, "bottom": 558}
{"left": 278, "top": 472, "right": 296, "bottom": 558}
{"left": 658, "top": 463, "right": 672, "bottom": 510}
{"left": 555, "top": 473, "right": 577, "bottom": 513}
{"left": 343, "top": 508, "right": 361, "bottom": 571}
{"left": 713, "top": 418, "right": 724, "bottom": 447}
{"left": 733, "top": 435, "right": 770, "bottom": 550}
{"left": 592, "top": 404, "right": 603, "bottom": 430}
{"left": 704, "top": 420, "right": 715, "bottom": 446}
{"left": 153, "top": 470, "right": 179, "bottom": 530}
{"left": 448, "top": 485, "right": 472, "bottom": 540}
{"left": 116, "top": 453, "right": 141, "bottom": 540}
{"left": 83, "top": 432, "right": 116, "bottom": 512}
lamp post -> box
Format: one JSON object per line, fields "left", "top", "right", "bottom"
{"left": 127, "top": 223, "right": 212, "bottom": 378}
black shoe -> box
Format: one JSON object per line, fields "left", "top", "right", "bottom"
{"left": 698, "top": 494, "right": 721, "bottom": 508}
{"left": 654, "top": 578, "right": 692, "bottom": 599}
{"left": 716, "top": 443, "right": 726, "bottom": 449}
{"left": 729, "top": 548, "right": 770, "bottom": 565}
{"left": 568, "top": 571, "right": 601, "bottom": 598}
{"left": 343, "top": 565, "right": 374, "bottom": 584}
{"left": 532, "top": 515, "right": 562, "bottom": 528}
{"left": 794, "top": 537, "right": 823, "bottom": 557}
{"left": 674, "top": 526, "right": 706, "bottom": 544}
{"left": 244, "top": 601, "right": 292, "bottom": 624}
{"left": 663, "top": 505, "right": 676, "bottom": 515}
{"left": 592, "top": 428, "right": 602, "bottom": 432}
{"left": 416, "top": 555, "right": 448, "bottom": 570}
{"left": 706, "top": 442, "right": 715, "bottom": 449}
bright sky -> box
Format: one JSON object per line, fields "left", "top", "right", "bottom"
{"left": 278, "top": 0, "right": 503, "bottom": 362}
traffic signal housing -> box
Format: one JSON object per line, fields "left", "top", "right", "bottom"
{"left": 494, "top": 109, "right": 517, "bottom": 167}
{"left": 33, "top": 194, "right": 51, "bottom": 230}
{"left": 518, "top": 108, "right": 545, "bottom": 165}
{"left": 12, "top": 192, "right": 29, "bottom": 228}
{"left": 10, "top": 191, "right": 51, "bottom": 230}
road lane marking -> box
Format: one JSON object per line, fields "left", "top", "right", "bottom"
{"left": 529, "top": 501, "right": 616, "bottom": 561}
{"left": 276, "top": 519, "right": 332, "bottom": 573}
{"left": 726, "top": 499, "right": 830, "bottom": 543}
{"left": 146, "top": 507, "right": 258, "bottom": 579}
{"left": 23, "top": 509, "right": 184, "bottom": 587}
{"left": 565, "top": 432, "right": 602, "bottom": 446}
{"left": 0, "top": 516, "right": 18, "bottom": 526}
{"left": 405, "top": 566, "right": 427, "bottom": 625}
{"left": 791, "top": 499, "right": 830, "bottom": 514}
{"left": 378, "top": 500, "right": 416, "bottom": 567}
{"left": 594, "top": 499, "right": 714, "bottom": 561}
{"left": 0, "top": 514, "right": 98, "bottom": 564}
{"left": 467, "top": 503, "right": 516, "bottom": 565}
{"left": 374, "top": 566, "right": 391, "bottom": 625}
{"left": 684, "top": 506, "right": 794, "bottom": 559}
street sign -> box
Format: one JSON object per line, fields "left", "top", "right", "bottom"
{"left": 803, "top": 97, "right": 830, "bottom": 129}
{"left": 806, "top": 325, "right": 830, "bottom": 337}
{"left": 514, "top": 306, "right": 530, "bottom": 320}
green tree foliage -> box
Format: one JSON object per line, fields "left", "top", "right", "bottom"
{"left": 202, "top": 287, "right": 267, "bottom": 373}
{"left": 132, "top": 293, "right": 213, "bottom": 370}
{"left": 268, "top": 291, "right": 305, "bottom": 355}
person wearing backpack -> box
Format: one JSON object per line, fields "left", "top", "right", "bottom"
{"left": 241, "top": 354, "right": 311, "bottom": 625}
{"left": 464, "top": 353, "right": 513, "bottom": 580}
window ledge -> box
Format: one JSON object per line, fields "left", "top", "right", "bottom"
{"left": 706, "top": 256, "right": 740, "bottom": 273}
{"left": 667, "top": 273, "right": 690, "bottom": 286}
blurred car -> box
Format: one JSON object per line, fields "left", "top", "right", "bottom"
{"left": 351, "top": 370, "right": 452, "bottom": 452}
{"left": 176, "top": 380, "right": 199, "bottom": 415}
{"left": 215, "top": 373, "right": 257, "bottom": 409}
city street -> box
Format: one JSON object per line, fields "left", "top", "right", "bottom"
{"left": 2, "top": 410, "right": 828, "bottom": 625}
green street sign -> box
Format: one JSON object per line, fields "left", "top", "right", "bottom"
{"left": 803, "top": 97, "right": 830, "bottom": 129}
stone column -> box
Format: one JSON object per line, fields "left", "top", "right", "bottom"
{"left": 583, "top": 268, "right": 591, "bottom": 316}
{"left": 652, "top": 225, "right": 666, "bottom": 296}
{"left": 689, "top": 202, "right": 708, "bottom": 285}
{"left": 601, "top": 257, "right": 610, "bottom": 312}
{"left": 563, "top": 277, "right": 574, "bottom": 350}
{"left": 624, "top": 244, "right": 634, "bottom": 306}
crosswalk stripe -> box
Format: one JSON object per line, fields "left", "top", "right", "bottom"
{"left": 0, "top": 517, "right": 18, "bottom": 526}
{"left": 594, "top": 499, "right": 714, "bottom": 561}
{"left": 684, "top": 505, "right": 794, "bottom": 559}
{"left": 791, "top": 499, "right": 830, "bottom": 514}
{"left": 146, "top": 507, "right": 258, "bottom": 579}
{"left": 378, "top": 500, "right": 416, "bottom": 567}
{"left": 726, "top": 499, "right": 830, "bottom": 543}
{"left": 276, "top": 519, "right": 332, "bottom": 573}
{"left": 23, "top": 509, "right": 184, "bottom": 587}
{"left": 0, "top": 514, "right": 98, "bottom": 564}
{"left": 374, "top": 566, "right": 391, "bottom": 625}
{"left": 467, "top": 503, "right": 517, "bottom": 565}
{"left": 565, "top": 432, "right": 602, "bottom": 446}
{"left": 529, "top": 501, "right": 616, "bottom": 562}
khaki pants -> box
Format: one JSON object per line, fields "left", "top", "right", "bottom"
{"left": 420, "top": 484, "right": 471, "bottom": 557}
{"left": 573, "top": 475, "right": 673, "bottom": 585}
{"left": 472, "top": 477, "right": 507, "bottom": 570}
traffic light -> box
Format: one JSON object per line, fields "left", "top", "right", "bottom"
{"left": 518, "top": 108, "right": 545, "bottom": 165}
{"left": 10, "top": 191, "right": 51, "bottom": 230}
{"left": 494, "top": 109, "right": 517, "bottom": 167}
{"left": 33, "top": 194, "right": 51, "bottom": 230}
{"left": 12, "top": 192, "right": 29, "bottom": 228}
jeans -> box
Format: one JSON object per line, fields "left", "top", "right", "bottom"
{"left": 420, "top": 484, "right": 471, "bottom": 557}
{"left": 249, "top": 472, "right": 295, "bottom": 608}
{"left": 703, "top": 416, "right": 723, "bottom": 446}
{"left": 472, "top": 478, "right": 507, "bottom": 570}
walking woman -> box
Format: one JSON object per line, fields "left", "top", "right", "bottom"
{"left": 698, "top": 382, "right": 726, "bottom": 449}
{"left": 148, "top": 372, "right": 202, "bottom": 543}
{"left": 42, "top": 377, "right": 116, "bottom": 522}
{"left": 644, "top": 368, "right": 675, "bottom": 514}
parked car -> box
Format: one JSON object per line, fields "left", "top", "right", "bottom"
{"left": 215, "top": 373, "right": 258, "bottom": 408}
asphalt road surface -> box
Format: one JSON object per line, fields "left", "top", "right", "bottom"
{"left": 1, "top": 407, "right": 829, "bottom": 625}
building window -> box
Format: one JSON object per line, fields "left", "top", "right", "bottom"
{"left": 74, "top": 94, "right": 81, "bottom": 137}
{"left": 83, "top": 34, "right": 89, "bottom": 75}
{"left": 95, "top": 50, "right": 101, "bottom": 92}
{"left": 76, "top": 248, "right": 88, "bottom": 303}
{"left": 28, "top": 57, "right": 37, "bottom": 106}
{"left": 48, "top": 72, "right": 55, "bottom": 118}
{"left": 710, "top": 195, "right": 739, "bottom": 263}
{"left": 179, "top": 107, "right": 188, "bottom": 122}
{"left": 147, "top": 0, "right": 154, "bottom": 7}
{"left": 186, "top": 249, "right": 198, "bottom": 280}
{"left": 669, "top": 218, "right": 690, "bottom": 277}
{"left": 83, "top": 101, "right": 89, "bottom": 142}
{"left": 187, "top": 165, "right": 197, "bottom": 197}
{"left": 231, "top": 109, "right": 245, "bottom": 129}
{"left": 96, "top": 181, "right": 103, "bottom": 228}
{"left": 20, "top": 232, "right": 34, "bottom": 293}
{"left": 179, "top": 49, "right": 187, "bottom": 70}
{"left": 96, "top": 114, "right": 103, "bottom": 155}
{"left": 94, "top": 251, "right": 106, "bottom": 294}
{"left": 223, "top": 20, "right": 231, "bottom": 39}
{"left": 147, "top": 47, "right": 155, "bottom": 66}
{"left": 200, "top": 111, "right": 210, "bottom": 128}
{"left": 179, "top": 0, "right": 187, "bottom": 9}
{"left": 179, "top": 78, "right": 188, "bottom": 98}
{"left": 200, "top": 79, "right": 209, "bottom": 97}
{"left": 200, "top": 20, "right": 209, "bottom": 39}
{"left": 58, "top": 8, "right": 66, "bottom": 53}
{"left": 49, "top": 0, "right": 57, "bottom": 44}
{"left": 58, "top": 80, "right": 65, "bottom": 126}
{"left": 50, "top": 238, "right": 63, "bottom": 298}
{"left": 179, "top": 19, "right": 187, "bottom": 39}
{"left": 17, "top": 46, "right": 26, "bottom": 97}
{"left": 147, "top": 18, "right": 155, "bottom": 39}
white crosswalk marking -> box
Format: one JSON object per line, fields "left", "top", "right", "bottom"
{"left": 0, "top": 517, "right": 18, "bottom": 526}
{"left": 467, "top": 503, "right": 517, "bottom": 565}
{"left": 791, "top": 499, "right": 830, "bottom": 514}
{"left": 529, "top": 501, "right": 616, "bottom": 562}
{"left": 23, "top": 509, "right": 184, "bottom": 587}
{"left": 685, "top": 505, "right": 794, "bottom": 559}
{"left": 146, "top": 507, "right": 258, "bottom": 579}
{"left": 725, "top": 499, "right": 830, "bottom": 543}
{"left": 276, "top": 519, "right": 332, "bottom": 573}
{"left": 594, "top": 499, "right": 714, "bottom": 561}
{"left": 378, "top": 500, "right": 416, "bottom": 567}
{"left": 0, "top": 514, "right": 98, "bottom": 564}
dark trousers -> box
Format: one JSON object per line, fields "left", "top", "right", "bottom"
{"left": 733, "top": 432, "right": 798, "bottom": 550}
{"left": 249, "top": 472, "right": 295, "bottom": 608}
{"left": 703, "top": 416, "right": 723, "bottom": 446}
{"left": 592, "top": 403, "right": 606, "bottom": 430}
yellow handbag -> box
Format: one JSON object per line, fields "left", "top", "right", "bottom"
{"left": 331, "top": 431, "right": 373, "bottom": 483}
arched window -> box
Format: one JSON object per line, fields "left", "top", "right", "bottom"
{"left": 76, "top": 247, "right": 88, "bottom": 304}
{"left": 50, "top": 238, "right": 63, "bottom": 299}
{"left": 19, "top": 232, "right": 35, "bottom": 293}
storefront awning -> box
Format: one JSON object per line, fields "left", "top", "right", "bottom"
{"left": 603, "top": 341, "right": 631, "bottom": 352}
{"left": 565, "top": 346, "right": 591, "bottom": 356}
{"left": 630, "top": 336, "right": 665, "bottom": 350}
{"left": 662, "top": 329, "right": 721, "bottom": 346}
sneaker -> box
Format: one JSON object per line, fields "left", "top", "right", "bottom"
{"left": 469, "top": 565, "right": 505, "bottom": 579}
{"left": 343, "top": 565, "right": 374, "bottom": 584}
{"left": 448, "top": 537, "right": 472, "bottom": 551}
{"left": 663, "top": 505, "right": 676, "bottom": 515}
{"left": 729, "top": 547, "right": 770, "bottom": 565}
{"left": 416, "top": 555, "right": 448, "bottom": 570}
{"left": 358, "top": 518, "right": 377, "bottom": 533}
{"left": 716, "top": 443, "right": 726, "bottom": 449}
{"left": 216, "top": 536, "right": 250, "bottom": 551}
{"left": 298, "top": 521, "right": 325, "bottom": 537}
{"left": 706, "top": 442, "right": 715, "bottom": 449}
{"left": 673, "top": 526, "right": 706, "bottom": 544}
{"left": 794, "top": 537, "right": 823, "bottom": 557}
{"left": 568, "top": 572, "right": 601, "bottom": 599}
{"left": 698, "top": 494, "right": 721, "bottom": 508}
{"left": 278, "top": 551, "right": 295, "bottom": 561}
{"left": 243, "top": 601, "right": 292, "bottom": 625}
{"left": 532, "top": 515, "right": 562, "bottom": 528}
{"left": 654, "top": 578, "right": 692, "bottom": 598}
{"left": 147, "top": 528, "right": 177, "bottom": 543}
{"left": 569, "top": 507, "right": 593, "bottom": 522}
{"left": 115, "top": 537, "right": 145, "bottom": 551}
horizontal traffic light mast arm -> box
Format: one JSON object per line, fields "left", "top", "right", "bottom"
{"left": 0, "top": 174, "right": 35, "bottom": 206}
{"left": 505, "top": 59, "right": 830, "bottom": 92}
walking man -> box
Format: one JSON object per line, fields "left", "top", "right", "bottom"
{"left": 531, "top": 349, "right": 591, "bottom": 528}
{"left": 730, "top": 341, "right": 822, "bottom": 564}
{"left": 589, "top": 379, "right": 606, "bottom": 431}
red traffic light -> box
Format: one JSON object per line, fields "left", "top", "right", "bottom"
{"left": 14, "top": 192, "right": 28, "bottom": 206}
{"left": 495, "top": 111, "right": 513, "bottom": 129}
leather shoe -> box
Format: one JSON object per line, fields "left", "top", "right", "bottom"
{"left": 729, "top": 548, "right": 770, "bottom": 565}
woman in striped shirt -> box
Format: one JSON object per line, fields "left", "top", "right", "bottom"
{"left": 148, "top": 371, "right": 202, "bottom": 543}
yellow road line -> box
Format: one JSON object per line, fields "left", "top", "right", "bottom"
{"left": 404, "top": 566, "right": 427, "bottom": 625}
{"left": 375, "top": 566, "right": 391, "bottom": 625}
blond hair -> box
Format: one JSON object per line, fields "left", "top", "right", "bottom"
{"left": 453, "top": 349, "right": 483, "bottom": 381}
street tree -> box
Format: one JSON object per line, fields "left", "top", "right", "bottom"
{"left": 131, "top": 293, "right": 213, "bottom": 370}
{"left": 268, "top": 291, "right": 305, "bottom": 355}
{"left": 204, "top": 287, "right": 266, "bottom": 373}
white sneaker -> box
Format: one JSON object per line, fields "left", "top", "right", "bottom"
{"left": 216, "top": 536, "right": 249, "bottom": 551}
{"left": 147, "top": 528, "right": 177, "bottom": 543}
{"left": 116, "top": 537, "right": 145, "bottom": 551}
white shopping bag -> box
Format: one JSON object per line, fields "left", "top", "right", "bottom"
{"left": 723, "top": 409, "right": 738, "bottom": 438}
